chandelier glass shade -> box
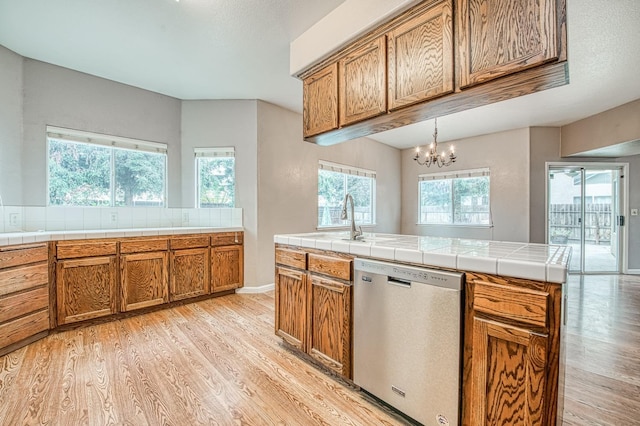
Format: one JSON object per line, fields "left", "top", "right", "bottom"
{"left": 413, "top": 118, "right": 456, "bottom": 167}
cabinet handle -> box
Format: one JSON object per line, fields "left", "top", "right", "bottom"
{"left": 563, "top": 294, "right": 568, "bottom": 326}
{"left": 234, "top": 232, "right": 238, "bottom": 243}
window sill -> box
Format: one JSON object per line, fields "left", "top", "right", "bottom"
{"left": 316, "top": 225, "right": 376, "bottom": 231}
{"left": 416, "top": 223, "right": 493, "bottom": 228}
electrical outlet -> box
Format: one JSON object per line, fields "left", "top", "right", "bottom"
{"left": 9, "top": 213, "right": 19, "bottom": 227}
{"left": 110, "top": 212, "right": 118, "bottom": 222}
{"left": 632, "top": 209, "right": 639, "bottom": 216}
{"left": 182, "top": 212, "right": 189, "bottom": 224}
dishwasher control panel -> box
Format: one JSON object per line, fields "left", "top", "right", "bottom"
{"left": 354, "top": 258, "right": 463, "bottom": 290}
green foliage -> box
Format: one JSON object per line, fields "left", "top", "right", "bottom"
{"left": 48, "top": 139, "right": 166, "bottom": 207}
{"left": 198, "top": 157, "right": 235, "bottom": 207}
{"left": 115, "top": 149, "right": 165, "bottom": 206}
{"left": 420, "top": 176, "right": 490, "bottom": 224}
{"left": 48, "top": 139, "right": 111, "bottom": 206}
{"left": 318, "top": 169, "right": 374, "bottom": 226}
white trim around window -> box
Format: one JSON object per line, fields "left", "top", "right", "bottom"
{"left": 46, "top": 125, "right": 167, "bottom": 154}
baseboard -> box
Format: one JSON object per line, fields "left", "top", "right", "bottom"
{"left": 626, "top": 269, "right": 640, "bottom": 275}
{"left": 236, "top": 283, "right": 275, "bottom": 294}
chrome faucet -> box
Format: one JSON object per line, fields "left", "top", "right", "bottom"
{"left": 341, "top": 193, "right": 363, "bottom": 240}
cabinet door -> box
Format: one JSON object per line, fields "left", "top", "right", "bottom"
{"left": 170, "top": 248, "right": 209, "bottom": 301}
{"left": 211, "top": 245, "right": 244, "bottom": 293}
{"left": 471, "top": 317, "right": 548, "bottom": 425}
{"left": 307, "top": 274, "right": 352, "bottom": 378}
{"left": 121, "top": 252, "right": 168, "bottom": 312}
{"left": 303, "top": 63, "right": 339, "bottom": 137}
{"left": 274, "top": 266, "right": 307, "bottom": 351}
{"left": 339, "top": 36, "right": 387, "bottom": 126}
{"left": 56, "top": 256, "right": 117, "bottom": 325}
{"left": 387, "top": 0, "right": 454, "bottom": 110}
{"left": 456, "top": 0, "right": 558, "bottom": 88}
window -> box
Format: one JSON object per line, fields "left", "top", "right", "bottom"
{"left": 318, "top": 160, "right": 375, "bottom": 228}
{"left": 419, "top": 168, "right": 490, "bottom": 225}
{"left": 47, "top": 126, "right": 167, "bottom": 207}
{"left": 196, "top": 147, "right": 235, "bottom": 208}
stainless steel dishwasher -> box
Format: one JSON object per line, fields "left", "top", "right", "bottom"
{"left": 353, "top": 258, "right": 464, "bottom": 426}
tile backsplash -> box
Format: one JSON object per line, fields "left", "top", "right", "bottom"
{"left": 0, "top": 206, "right": 243, "bottom": 233}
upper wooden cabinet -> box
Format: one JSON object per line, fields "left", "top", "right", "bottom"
{"left": 339, "top": 36, "right": 387, "bottom": 126}
{"left": 298, "top": 0, "right": 567, "bottom": 145}
{"left": 303, "top": 63, "right": 339, "bottom": 138}
{"left": 456, "top": 0, "right": 558, "bottom": 88}
{"left": 387, "top": 0, "right": 454, "bottom": 110}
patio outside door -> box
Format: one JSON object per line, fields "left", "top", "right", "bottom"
{"left": 547, "top": 166, "right": 623, "bottom": 273}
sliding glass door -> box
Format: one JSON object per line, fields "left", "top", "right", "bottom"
{"left": 547, "top": 165, "right": 623, "bottom": 273}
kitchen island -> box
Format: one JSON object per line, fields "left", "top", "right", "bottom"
{"left": 274, "top": 231, "right": 570, "bottom": 426}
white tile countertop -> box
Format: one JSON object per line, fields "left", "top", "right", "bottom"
{"left": 0, "top": 227, "right": 244, "bottom": 247}
{"left": 274, "top": 231, "right": 572, "bottom": 284}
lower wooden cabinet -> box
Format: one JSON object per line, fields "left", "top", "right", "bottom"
{"left": 56, "top": 256, "right": 117, "bottom": 325}
{"left": 0, "top": 243, "right": 50, "bottom": 355}
{"left": 120, "top": 252, "right": 169, "bottom": 312}
{"left": 170, "top": 247, "right": 210, "bottom": 301}
{"left": 471, "top": 317, "right": 548, "bottom": 425}
{"left": 211, "top": 245, "right": 244, "bottom": 293}
{"left": 464, "top": 273, "right": 563, "bottom": 426}
{"left": 275, "top": 247, "right": 353, "bottom": 378}
{"left": 307, "top": 274, "right": 352, "bottom": 377}
{"left": 274, "top": 266, "right": 307, "bottom": 351}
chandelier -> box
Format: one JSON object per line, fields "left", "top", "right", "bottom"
{"left": 413, "top": 118, "right": 456, "bottom": 167}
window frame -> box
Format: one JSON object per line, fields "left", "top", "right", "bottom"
{"left": 317, "top": 160, "right": 376, "bottom": 229}
{"left": 46, "top": 126, "right": 168, "bottom": 207}
{"left": 195, "top": 147, "right": 236, "bottom": 208}
{"left": 417, "top": 168, "right": 491, "bottom": 227}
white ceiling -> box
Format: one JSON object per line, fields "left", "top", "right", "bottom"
{"left": 1, "top": 0, "right": 639, "bottom": 153}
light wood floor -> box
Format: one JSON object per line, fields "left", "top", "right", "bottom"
{"left": 1, "top": 274, "right": 639, "bottom": 425}
{"left": 562, "top": 274, "right": 640, "bottom": 425}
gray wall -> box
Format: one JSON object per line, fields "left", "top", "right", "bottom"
{"left": 0, "top": 45, "right": 23, "bottom": 205}
{"left": 181, "top": 100, "right": 259, "bottom": 286}
{"left": 529, "top": 127, "right": 562, "bottom": 243}
{"left": 256, "top": 100, "right": 402, "bottom": 286}
{"left": 562, "top": 99, "right": 640, "bottom": 156}
{"left": 401, "top": 128, "right": 531, "bottom": 242}
{"left": 619, "top": 154, "right": 640, "bottom": 270}
{"left": 21, "top": 59, "right": 182, "bottom": 206}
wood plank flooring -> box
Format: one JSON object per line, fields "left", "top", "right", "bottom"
{"left": 1, "top": 274, "right": 639, "bottom": 425}
{"left": 562, "top": 274, "right": 640, "bottom": 425}
{"left": 0, "top": 292, "right": 407, "bottom": 425}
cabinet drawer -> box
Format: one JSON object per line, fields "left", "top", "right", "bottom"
{"left": 211, "top": 232, "right": 243, "bottom": 246}
{"left": 0, "top": 309, "right": 49, "bottom": 350}
{"left": 275, "top": 248, "right": 307, "bottom": 270}
{"left": 473, "top": 281, "right": 549, "bottom": 328}
{"left": 0, "top": 263, "right": 48, "bottom": 297}
{"left": 0, "top": 244, "right": 48, "bottom": 269}
{"left": 121, "top": 238, "right": 168, "bottom": 254}
{"left": 57, "top": 240, "right": 117, "bottom": 259}
{"left": 308, "top": 253, "right": 352, "bottom": 281}
{"left": 170, "top": 235, "right": 210, "bottom": 250}
{"left": 0, "top": 286, "right": 49, "bottom": 324}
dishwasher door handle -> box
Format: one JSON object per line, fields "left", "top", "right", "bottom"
{"left": 388, "top": 277, "right": 411, "bottom": 288}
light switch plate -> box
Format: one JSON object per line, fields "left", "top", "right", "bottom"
{"left": 632, "top": 208, "right": 639, "bottom": 216}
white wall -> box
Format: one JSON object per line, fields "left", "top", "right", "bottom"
{"left": 0, "top": 45, "right": 23, "bottom": 205}
{"left": 181, "top": 100, "right": 259, "bottom": 286}
{"left": 401, "top": 128, "right": 531, "bottom": 242}
{"left": 21, "top": 59, "right": 182, "bottom": 206}
{"left": 256, "top": 101, "right": 402, "bottom": 286}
